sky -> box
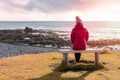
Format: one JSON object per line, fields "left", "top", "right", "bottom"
{"left": 0, "top": 0, "right": 120, "bottom": 21}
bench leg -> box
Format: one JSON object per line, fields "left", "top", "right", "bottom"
{"left": 95, "top": 52, "right": 99, "bottom": 65}
{"left": 63, "top": 53, "right": 69, "bottom": 65}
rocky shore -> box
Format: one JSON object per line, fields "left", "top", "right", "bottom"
{"left": 0, "top": 27, "right": 69, "bottom": 58}
{"left": 0, "top": 27, "right": 70, "bottom": 47}
{"left": 0, "top": 27, "right": 120, "bottom": 58}
{"left": 0, "top": 42, "right": 59, "bottom": 58}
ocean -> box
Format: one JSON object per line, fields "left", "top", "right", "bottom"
{"left": 0, "top": 21, "right": 120, "bottom": 40}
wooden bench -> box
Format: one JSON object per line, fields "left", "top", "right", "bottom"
{"left": 59, "top": 49, "right": 103, "bottom": 65}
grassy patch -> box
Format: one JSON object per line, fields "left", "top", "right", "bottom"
{"left": 0, "top": 52, "right": 120, "bottom": 80}
{"left": 55, "top": 61, "right": 105, "bottom": 72}
{"left": 101, "top": 49, "right": 112, "bottom": 54}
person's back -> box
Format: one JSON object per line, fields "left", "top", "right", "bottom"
{"left": 71, "top": 23, "right": 89, "bottom": 50}
{"left": 70, "top": 16, "right": 89, "bottom": 62}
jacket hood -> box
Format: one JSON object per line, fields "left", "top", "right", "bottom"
{"left": 74, "top": 22, "right": 85, "bottom": 30}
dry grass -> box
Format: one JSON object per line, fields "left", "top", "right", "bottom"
{"left": 0, "top": 52, "right": 120, "bottom": 80}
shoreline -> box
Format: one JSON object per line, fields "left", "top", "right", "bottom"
{"left": 0, "top": 28, "right": 120, "bottom": 58}
{"left": 0, "top": 38, "right": 120, "bottom": 58}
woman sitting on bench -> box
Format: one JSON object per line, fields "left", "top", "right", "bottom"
{"left": 70, "top": 16, "right": 89, "bottom": 63}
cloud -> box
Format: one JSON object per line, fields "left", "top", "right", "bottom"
{"left": 0, "top": 0, "right": 120, "bottom": 21}
{"left": 0, "top": 0, "right": 109, "bottom": 13}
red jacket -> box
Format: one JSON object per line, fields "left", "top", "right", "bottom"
{"left": 71, "top": 22, "right": 89, "bottom": 50}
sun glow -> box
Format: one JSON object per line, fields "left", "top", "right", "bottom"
{"left": 66, "top": 3, "right": 120, "bottom": 21}
{"left": 86, "top": 5, "right": 120, "bottom": 21}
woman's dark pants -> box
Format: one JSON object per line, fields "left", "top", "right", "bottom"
{"left": 74, "top": 53, "right": 81, "bottom": 62}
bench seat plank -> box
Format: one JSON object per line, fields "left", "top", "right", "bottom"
{"left": 59, "top": 49, "right": 103, "bottom": 53}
